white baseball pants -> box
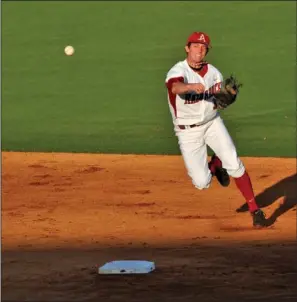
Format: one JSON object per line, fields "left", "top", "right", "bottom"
{"left": 176, "top": 116, "right": 245, "bottom": 190}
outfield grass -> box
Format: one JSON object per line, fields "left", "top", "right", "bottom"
{"left": 2, "top": 1, "right": 296, "bottom": 156}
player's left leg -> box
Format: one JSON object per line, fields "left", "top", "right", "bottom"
{"left": 204, "top": 116, "right": 266, "bottom": 227}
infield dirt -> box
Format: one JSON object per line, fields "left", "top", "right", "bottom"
{"left": 2, "top": 152, "right": 296, "bottom": 301}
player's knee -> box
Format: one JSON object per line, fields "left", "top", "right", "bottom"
{"left": 226, "top": 158, "right": 245, "bottom": 178}
{"left": 191, "top": 174, "right": 212, "bottom": 190}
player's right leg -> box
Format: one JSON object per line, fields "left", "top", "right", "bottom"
{"left": 208, "top": 154, "right": 230, "bottom": 187}
{"left": 176, "top": 127, "right": 211, "bottom": 190}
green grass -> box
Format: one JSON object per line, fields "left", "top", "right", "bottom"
{"left": 2, "top": 1, "right": 296, "bottom": 157}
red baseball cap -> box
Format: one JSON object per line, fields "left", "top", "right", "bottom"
{"left": 187, "top": 32, "right": 211, "bottom": 48}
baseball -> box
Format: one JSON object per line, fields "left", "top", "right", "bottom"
{"left": 64, "top": 45, "right": 75, "bottom": 56}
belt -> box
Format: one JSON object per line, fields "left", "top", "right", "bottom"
{"left": 178, "top": 123, "right": 201, "bottom": 130}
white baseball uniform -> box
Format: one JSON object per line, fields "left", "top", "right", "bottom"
{"left": 165, "top": 59, "right": 245, "bottom": 190}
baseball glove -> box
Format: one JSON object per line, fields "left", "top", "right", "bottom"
{"left": 213, "top": 75, "right": 243, "bottom": 109}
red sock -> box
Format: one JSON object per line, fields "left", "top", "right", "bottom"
{"left": 234, "top": 171, "right": 259, "bottom": 213}
{"left": 209, "top": 155, "right": 222, "bottom": 174}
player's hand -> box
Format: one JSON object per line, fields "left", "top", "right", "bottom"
{"left": 190, "top": 83, "right": 205, "bottom": 94}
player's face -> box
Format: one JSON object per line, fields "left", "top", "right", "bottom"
{"left": 185, "top": 43, "right": 207, "bottom": 63}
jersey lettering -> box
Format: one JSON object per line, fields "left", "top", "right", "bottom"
{"left": 184, "top": 93, "right": 204, "bottom": 104}
{"left": 184, "top": 82, "right": 222, "bottom": 104}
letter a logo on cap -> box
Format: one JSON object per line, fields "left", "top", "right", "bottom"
{"left": 198, "top": 34, "right": 206, "bottom": 42}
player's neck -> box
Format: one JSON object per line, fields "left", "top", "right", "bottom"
{"left": 187, "top": 59, "right": 206, "bottom": 71}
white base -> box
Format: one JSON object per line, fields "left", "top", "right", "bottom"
{"left": 98, "top": 260, "right": 155, "bottom": 275}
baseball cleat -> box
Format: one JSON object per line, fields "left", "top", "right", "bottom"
{"left": 210, "top": 155, "right": 230, "bottom": 187}
{"left": 252, "top": 209, "right": 267, "bottom": 228}
{"left": 215, "top": 167, "right": 230, "bottom": 187}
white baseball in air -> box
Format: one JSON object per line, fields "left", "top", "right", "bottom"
{"left": 64, "top": 45, "right": 75, "bottom": 56}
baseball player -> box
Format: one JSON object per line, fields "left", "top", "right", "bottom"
{"left": 165, "top": 31, "right": 267, "bottom": 228}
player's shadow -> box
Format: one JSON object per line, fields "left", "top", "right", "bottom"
{"left": 236, "top": 173, "right": 297, "bottom": 227}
